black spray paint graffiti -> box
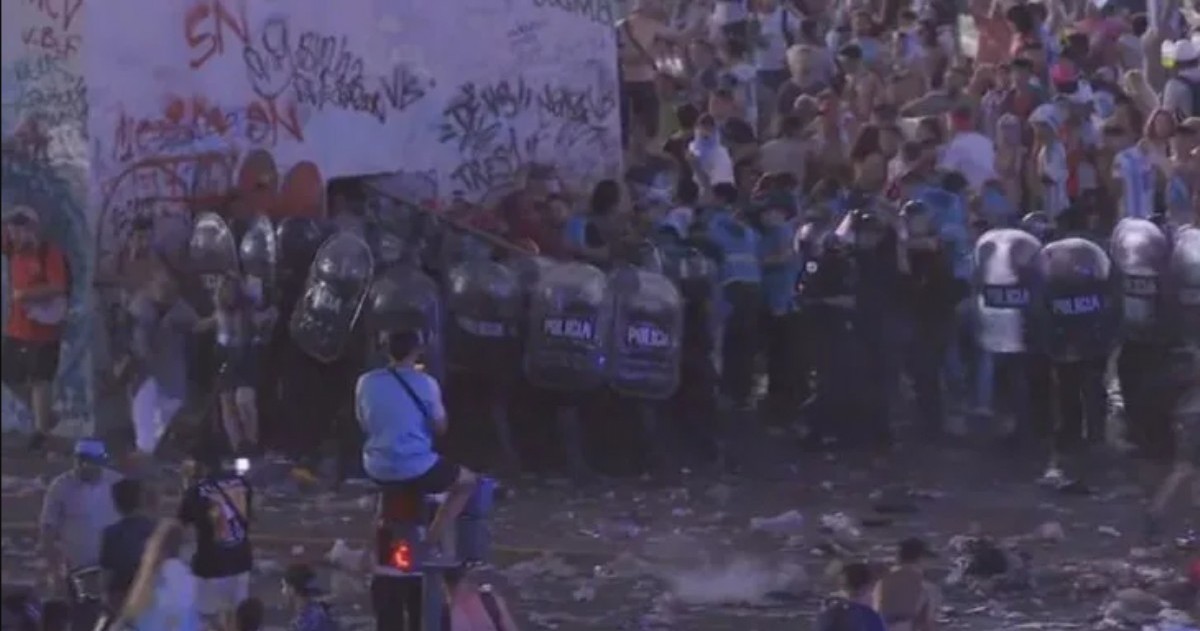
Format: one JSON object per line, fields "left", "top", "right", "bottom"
{"left": 241, "top": 17, "right": 434, "bottom": 123}
{"left": 531, "top": 0, "right": 617, "bottom": 27}
{"left": 446, "top": 126, "right": 527, "bottom": 198}
{"left": 507, "top": 20, "right": 549, "bottom": 66}
{"left": 5, "top": 56, "right": 87, "bottom": 130}
{"left": 438, "top": 74, "right": 617, "bottom": 198}
{"left": 438, "top": 79, "right": 534, "bottom": 153}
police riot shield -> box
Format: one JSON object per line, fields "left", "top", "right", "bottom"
{"left": 446, "top": 259, "right": 523, "bottom": 378}
{"left": 289, "top": 232, "right": 374, "bottom": 363}
{"left": 1037, "top": 237, "right": 1117, "bottom": 363}
{"left": 667, "top": 247, "right": 717, "bottom": 301}
{"left": 365, "top": 265, "right": 445, "bottom": 379}
{"left": 973, "top": 229, "right": 1043, "bottom": 354}
{"left": 607, "top": 266, "right": 683, "bottom": 400}
{"left": 189, "top": 212, "right": 240, "bottom": 309}
{"left": 239, "top": 214, "right": 277, "bottom": 300}
{"left": 1110, "top": 218, "right": 1169, "bottom": 341}
{"left": 364, "top": 222, "right": 407, "bottom": 272}
{"left": 635, "top": 240, "right": 664, "bottom": 273}
{"left": 275, "top": 218, "right": 332, "bottom": 318}
{"left": 507, "top": 254, "right": 554, "bottom": 340}
{"left": 189, "top": 212, "right": 239, "bottom": 276}
{"left": 1168, "top": 226, "right": 1200, "bottom": 346}
{"left": 509, "top": 255, "right": 555, "bottom": 300}
{"left": 523, "top": 262, "right": 612, "bottom": 392}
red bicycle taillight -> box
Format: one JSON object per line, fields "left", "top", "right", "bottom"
{"left": 390, "top": 540, "right": 413, "bottom": 571}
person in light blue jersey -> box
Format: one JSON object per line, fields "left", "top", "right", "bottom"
{"left": 702, "top": 182, "right": 762, "bottom": 409}
{"left": 757, "top": 192, "right": 804, "bottom": 419}
{"left": 356, "top": 328, "right": 478, "bottom": 555}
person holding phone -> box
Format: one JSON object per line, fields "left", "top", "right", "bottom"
{"left": 1, "top": 205, "right": 69, "bottom": 451}
{"left": 356, "top": 327, "right": 478, "bottom": 557}
{"left": 178, "top": 437, "right": 254, "bottom": 631}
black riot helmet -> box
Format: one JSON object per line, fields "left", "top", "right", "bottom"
{"left": 900, "top": 199, "right": 937, "bottom": 239}
{"left": 899, "top": 200, "right": 929, "bottom": 217}
{"left": 1019, "top": 211, "right": 1054, "bottom": 242}
{"left": 837, "top": 206, "right": 887, "bottom": 250}
{"left": 276, "top": 217, "right": 328, "bottom": 269}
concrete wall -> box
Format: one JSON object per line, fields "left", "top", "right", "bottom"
{"left": 3, "top": 0, "right": 624, "bottom": 437}
{"left": 2, "top": 0, "right": 94, "bottom": 435}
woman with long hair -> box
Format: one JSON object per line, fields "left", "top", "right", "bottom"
{"left": 113, "top": 519, "right": 200, "bottom": 630}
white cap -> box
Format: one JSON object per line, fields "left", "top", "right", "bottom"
{"left": 1029, "top": 104, "right": 1061, "bottom": 127}
{"left": 1176, "top": 39, "right": 1199, "bottom": 63}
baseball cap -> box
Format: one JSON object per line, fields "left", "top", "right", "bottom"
{"left": 1174, "top": 39, "right": 1199, "bottom": 64}
{"left": 73, "top": 439, "right": 108, "bottom": 463}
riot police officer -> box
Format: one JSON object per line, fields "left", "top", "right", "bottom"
{"left": 1110, "top": 219, "right": 1172, "bottom": 459}
{"left": 1036, "top": 226, "right": 1118, "bottom": 482}
{"left": 972, "top": 227, "right": 1048, "bottom": 448}
{"left": 800, "top": 207, "right": 897, "bottom": 448}
{"left": 1144, "top": 226, "right": 1200, "bottom": 541}
{"left": 898, "top": 200, "right": 966, "bottom": 439}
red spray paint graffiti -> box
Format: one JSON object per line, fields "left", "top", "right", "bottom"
{"left": 109, "top": 95, "right": 305, "bottom": 163}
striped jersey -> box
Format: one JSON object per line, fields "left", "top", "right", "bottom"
{"left": 1111, "top": 146, "right": 1156, "bottom": 220}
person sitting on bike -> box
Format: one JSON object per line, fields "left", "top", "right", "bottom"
{"left": 356, "top": 327, "right": 478, "bottom": 555}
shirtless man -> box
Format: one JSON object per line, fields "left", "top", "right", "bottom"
{"left": 617, "top": 0, "right": 690, "bottom": 148}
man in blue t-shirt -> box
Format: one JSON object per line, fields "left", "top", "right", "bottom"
{"left": 356, "top": 328, "right": 478, "bottom": 551}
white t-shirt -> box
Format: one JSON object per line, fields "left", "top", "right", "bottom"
{"left": 724, "top": 62, "right": 760, "bottom": 125}
{"left": 689, "top": 142, "right": 736, "bottom": 190}
{"left": 937, "top": 131, "right": 997, "bottom": 192}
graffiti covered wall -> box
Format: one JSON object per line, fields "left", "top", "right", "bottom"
{"left": 85, "top": 0, "right": 622, "bottom": 258}
{"left": 3, "top": 0, "right": 620, "bottom": 434}
{"left": 1, "top": 0, "right": 93, "bottom": 433}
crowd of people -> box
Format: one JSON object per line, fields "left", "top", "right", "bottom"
{"left": 0, "top": 436, "right": 336, "bottom": 630}
{"left": 3, "top": 0, "right": 1200, "bottom": 628}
